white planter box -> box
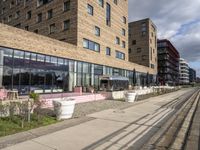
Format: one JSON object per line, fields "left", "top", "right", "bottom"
{"left": 125, "top": 92, "right": 136, "bottom": 103}
{"left": 53, "top": 98, "right": 75, "bottom": 120}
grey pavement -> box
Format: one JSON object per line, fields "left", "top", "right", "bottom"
{"left": 1, "top": 88, "right": 194, "bottom": 150}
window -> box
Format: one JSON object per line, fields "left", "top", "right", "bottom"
{"left": 10, "top": 1, "right": 14, "bottom": 8}
{"left": 116, "top": 51, "right": 125, "bottom": 60}
{"left": 141, "top": 22, "right": 147, "bottom": 36}
{"left": 63, "top": 19, "right": 70, "bottom": 30}
{"left": 137, "top": 48, "right": 141, "bottom": 53}
{"left": 132, "top": 40, "right": 136, "bottom": 45}
{"left": 151, "top": 64, "right": 155, "bottom": 69}
{"left": 16, "top": 0, "right": 20, "bottom": 5}
{"left": 14, "top": 23, "right": 21, "bottom": 28}
{"left": 142, "top": 31, "right": 146, "bottom": 36}
{"left": 37, "top": 0, "right": 53, "bottom": 7}
{"left": 87, "top": 4, "right": 93, "bottom": 15}
{"left": 26, "top": 11, "right": 31, "bottom": 19}
{"left": 128, "top": 48, "right": 131, "bottom": 53}
{"left": 122, "top": 16, "right": 126, "bottom": 24}
{"left": 95, "top": 26, "right": 100, "bottom": 36}
{"left": 37, "top": 13, "right": 42, "bottom": 23}
{"left": 64, "top": 0, "right": 70, "bottom": 11}
{"left": 34, "top": 29, "right": 38, "bottom": 33}
{"left": 106, "top": 3, "right": 111, "bottom": 26}
{"left": 122, "top": 41, "right": 126, "bottom": 48}
{"left": 2, "top": 8, "right": 5, "bottom": 15}
{"left": 47, "top": 9, "right": 53, "bottom": 19}
{"left": 122, "top": 28, "right": 126, "bottom": 36}
{"left": 49, "top": 23, "right": 56, "bottom": 34}
{"left": 106, "top": 47, "right": 111, "bottom": 56}
{"left": 83, "top": 39, "right": 100, "bottom": 52}
{"left": 113, "top": 0, "right": 118, "bottom": 5}
{"left": 25, "top": 26, "right": 29, "bottom": 31}
{"left": 98, "top": 0, "right": 104, "bottom": 7}
{"left": 142, "top": 22, "right": 146, "bottom": 27}
{"left": 15, "top": 11, "right": 20, "bottom": 19}
{"left": 2, "top": 18, "right": 6, "bottom": 23}
{"left": 8, "top": 15, "right": 12, "bottom": 22}
{"left": 115, "top": 37, "right": 120, "bottom": 45}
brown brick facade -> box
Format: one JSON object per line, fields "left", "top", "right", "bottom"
{"left": 0, "top": 23, "right": 156, "bottom": 75}
{"left": 129, "top": 18, "right": 157, "bottom": 72}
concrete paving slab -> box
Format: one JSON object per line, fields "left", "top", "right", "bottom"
{"left": 2, "top": 140, "right": 53, "bottom": 150}
{"left": 29, "top": 119, "right": 128, "bottom": 150}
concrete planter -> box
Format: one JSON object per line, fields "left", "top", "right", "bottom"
{"left": 125, "top": 92, "right": 136, "bottom": 103}
{"left": 53, "top": 98, "right": 75, "bottom": 120}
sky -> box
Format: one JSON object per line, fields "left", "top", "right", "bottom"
{"left": 128, "top": 0, "right": 200, "bottom": 77}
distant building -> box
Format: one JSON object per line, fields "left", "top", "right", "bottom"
{"left": 189, "top": 68, "right": 196, "bottom": 83}
{"left": 128, "top": 18, "right": 157, "bottom": 71}
{"left": 179, "top": 58, "right": 189, "bottom": 84}
{"left": 157, "top": 39, "right": 180, "bottom": 85}
{"left": 196, "top": 77, "right": 200, "bottom": 83}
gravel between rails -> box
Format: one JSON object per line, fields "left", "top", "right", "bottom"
{"left": 72, "top": 100, "right": 134, "bottom": 118}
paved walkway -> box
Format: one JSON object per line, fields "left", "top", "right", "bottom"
{"left": 1, "top": 88, "right": 194, "bottom": 150}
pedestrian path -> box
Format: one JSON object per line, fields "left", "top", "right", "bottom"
{"left": 2, "top": 88, "right": 194, "bottom": 150}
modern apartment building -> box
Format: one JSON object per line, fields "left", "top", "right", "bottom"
{"left": 179, "top": 58, "right": 189, "bottom": 84}
{"left": 0, "top": 0, "right": 128, "bottom": 61}
{"left": 189, "top": 68, "right": 196, "bottom": 83}
{"left": 0, "top": 0, "right": 157, "bottom": 95}
{"left": 157, "top": 39, "right": 180, "bottom": 85}
{"left": 129, "top": 18, "right": 157, "bottom": 70}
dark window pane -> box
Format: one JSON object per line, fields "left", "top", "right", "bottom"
{"left": 20, "top": 68, "right": 30, "bottom": 94}
{"left": 2, "top": 66, "right": 12, "bottom": 89}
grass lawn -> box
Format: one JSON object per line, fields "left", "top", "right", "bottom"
{"left": 0, "top": 114, "right": 57, "bottom": 137}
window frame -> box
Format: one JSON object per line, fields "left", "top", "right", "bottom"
{"left": 87, "top": 4, "right": 93, "bottom": 16}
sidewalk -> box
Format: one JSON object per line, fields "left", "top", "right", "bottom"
{"left": 1, "top": 88, "right": 194, "bottom": 150}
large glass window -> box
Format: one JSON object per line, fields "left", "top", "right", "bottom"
{"left": 3, "top": 48, "right": 13, "bottom": 66}
{"left": 0, "top": 47, "right": 153, "bottom": 94}
{"left": 116, "top": 51, "right": 125, "bottom": 60}
{"left": 2, "top": 66, "right": 13, "bottom": 89}
{"left": 83, "top": 39, "right": 100, "bottom": 52}
{"left": 94, "top": 65, "right": 103, "bottom": 75}
{"left": 13, "top": 50, "right": 24, "bottom": 67}
{"left": 13, "top": 68, "right": 20, "bottom": 91}
{"left": 30, "top": 69, "right": 45, "bottom": 93}
{"left": 20, "top": 68, "right": 30, "bottom": 94}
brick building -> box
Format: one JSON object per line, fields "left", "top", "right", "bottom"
{"left": 0, "top": 0, "right": 129, "bottom": 61}
{"left": 0, "top": 0, "right": 157, "bottom": 94}
{"left": 128, "top": 18, "right": 157, "bottom": 71}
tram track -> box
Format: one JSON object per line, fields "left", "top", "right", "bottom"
{"left": 139, "top": 88, "right": 200, "bottom": 150}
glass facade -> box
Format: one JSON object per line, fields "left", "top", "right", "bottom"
{"left": 0, "top": 47, "right": 156, "bottom": 95}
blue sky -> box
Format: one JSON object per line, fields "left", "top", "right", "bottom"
{"left": 128, "top": 0, "right": 200, "bottom": 77}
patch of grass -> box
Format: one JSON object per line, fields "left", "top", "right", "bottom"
{"left": 0, "top": 114, "right": 57, "bottom": 137}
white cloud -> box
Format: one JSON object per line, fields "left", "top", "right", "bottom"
{"left": 128, "top": 0, "right": 200, "bottom": 76}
